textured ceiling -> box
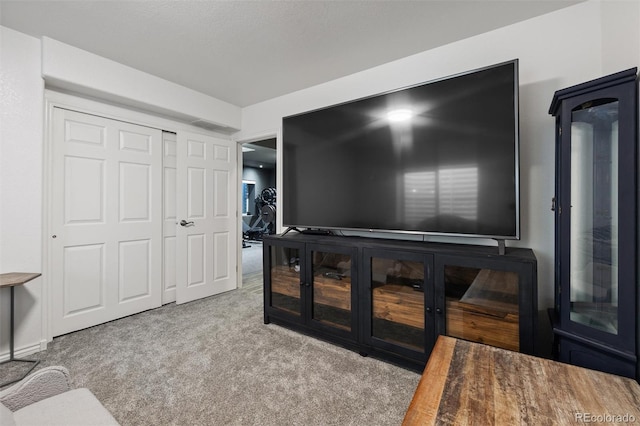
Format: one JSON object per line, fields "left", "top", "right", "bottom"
{"left": 1, "top": 0, "right": 582, "bottom": 107}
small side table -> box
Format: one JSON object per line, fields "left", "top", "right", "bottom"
{"left": 0, "top": 272, "right": 41, "bottom": 387}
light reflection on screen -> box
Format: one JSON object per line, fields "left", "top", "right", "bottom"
{"left": 403, "top": 167, "right": 478, "bottom": 227}
{"left": 438, "top": 167, "right": 478, "bottom": 220}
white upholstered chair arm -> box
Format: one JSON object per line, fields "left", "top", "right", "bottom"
{"left": 0, "top": 366, "right": 72, "bottom": 411}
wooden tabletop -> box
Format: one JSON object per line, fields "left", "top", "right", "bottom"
{"left": 0, "top": 272, "right": 41, "bottom": 288}
{"left": 403, "top": 335, "right": 640, "bottom": 425}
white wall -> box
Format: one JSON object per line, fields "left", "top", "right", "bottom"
{"left": 0, "top": 27, "right": 45, "bottom": 357}
{"left": 238, "top": 0, "right": 640, "bottom": 311}
{"left": 600, "top": 0, "right": 640, "bottom": 75}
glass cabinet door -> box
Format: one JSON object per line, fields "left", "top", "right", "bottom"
{"left": 569, "top": 100, "right": 619, "bottom": 334}
{"left": 268, "top": 245, "right": 302, "bottom": 316}
{"left": 370, "top": 256, "right": 426, "bottom": 352}
{"left": 443, "top": 265, "right": 519, "bottom": 352}
{"left": 310, "top": 250, "right": 353, "bottom": 331}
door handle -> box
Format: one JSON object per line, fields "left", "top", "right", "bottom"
{"left": 179, "top": 220, "right": 195, "bottom": 227}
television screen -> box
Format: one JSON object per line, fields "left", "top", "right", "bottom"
{"left": 282, "top": 60, "right": 520, "bottom": 239}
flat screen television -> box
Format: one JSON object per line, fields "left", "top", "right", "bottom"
{"left": 282, "top": 59, "right": 520, "bottom": 240}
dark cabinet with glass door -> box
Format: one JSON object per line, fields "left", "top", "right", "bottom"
{"left": 361, "top": 249, "right": 434, "bottom": 364}
{"left": 306, "top": 244, "right": 358, "bottom": 340}
{"left": 264, "top": 239, "right": 358, "bottom": 344}
{"left": 549, "top": 68, "right": 638, "bottom": 378}
{"left": 263, "top": 239, "right": 305, "bottom": 322}
{"left": 435, "top": 255, "right": 537, "bottom": 355}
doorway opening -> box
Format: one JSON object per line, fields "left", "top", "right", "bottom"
{"left": 241, "top": 138, "right": 277, "bottom": 292}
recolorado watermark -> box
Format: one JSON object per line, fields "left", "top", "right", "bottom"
{"left": 575, "top": 412, "right": 637, "bottom": 423}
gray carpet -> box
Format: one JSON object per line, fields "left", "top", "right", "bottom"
{"left": 242, "top": 240, "right": 263, "bottom": 275}
{"left": 22, "top": 286, "right": 420, "bottom": 425}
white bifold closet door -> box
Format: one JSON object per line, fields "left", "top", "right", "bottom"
{"left": 50, "top": 108, "right": 163, "bottom": 336}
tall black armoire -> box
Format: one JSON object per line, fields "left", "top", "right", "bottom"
{"left": 549, "top": 68, "right": 638, "bottom": 379}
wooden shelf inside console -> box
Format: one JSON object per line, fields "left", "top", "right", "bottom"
{"left": 373, "top": 284, "right": 424, "bottom": 330}
{"left": 270, "top": 265, "right": 300, "bottom": 299}
{"left": 447, "top": 268, "right": 519, "bottom": 351}
{"left": 313, "top": 275, "right": 351, "bottom": 311}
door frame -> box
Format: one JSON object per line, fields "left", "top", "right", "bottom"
{"left": 42, "top": 90, "right": 240, "bottom": 342}
{"left": 235, "top": 131, "right": 281, "bottom": 284}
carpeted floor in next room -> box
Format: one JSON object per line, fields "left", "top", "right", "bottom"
{"left": 8, "top": 257, "right": 420, "bottom": 425}
{"left": 241, "top": 239, "right": 264, "bottom": 296}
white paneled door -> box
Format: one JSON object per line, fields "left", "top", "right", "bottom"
{"left": 51, "top": 108, "right": 163, "bottom": 336}
{"left": 176, "top": 131, "right": 237, "bottom": 304}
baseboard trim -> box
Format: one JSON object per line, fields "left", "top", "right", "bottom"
{"left": 0, "top": 341, "right": 46, "bottom": 362}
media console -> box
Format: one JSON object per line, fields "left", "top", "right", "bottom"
{"left": 263, "top": 233, "right": 538, "bottom": 370}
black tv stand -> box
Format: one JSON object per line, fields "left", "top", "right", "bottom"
{"left": 263, "top": 232, "right": 538, "bottom": 371}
